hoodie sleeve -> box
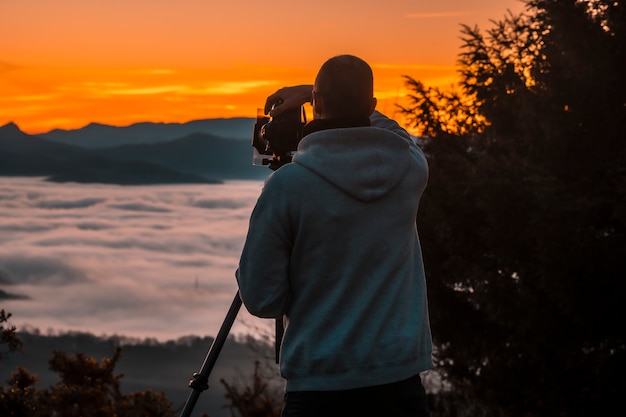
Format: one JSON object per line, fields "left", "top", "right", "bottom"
{"left": 236, "top": 174, "right": 292, "bottom": 318}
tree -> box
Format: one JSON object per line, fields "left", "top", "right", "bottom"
{"left": 220, "top": 360, "right": 282, "bottom": 417}
{"left": 41, "top": 348, "right": 175, "bottom": 417}
{"left": 0, "top": 309, "right": 23, "bottom": 361}
{"left": 0, "top": 312, "right": 177, "bottom": 417}
{"left": 398, "top": 77, "right": 488, "bottom": 138}
{"left": 401, "top": 1, "right": 626, "bottom": 416}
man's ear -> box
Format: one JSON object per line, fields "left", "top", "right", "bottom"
{"left": 369, "top": 97, "right": 378, "bottom": 115}
{"left": 313, "top": 90, "right": 324, "bottom": 118}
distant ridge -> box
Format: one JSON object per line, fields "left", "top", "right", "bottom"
{"left": 38, "top": 118, "right": 257, "bottom": 149}
{"left": 0, "top": 121, "right": 22, "bottom": 135}
{"left": 0, "top": 120, "right": 269, "bottom": 185}
{"left": 94, "top": 132, "right": 271, "bottom": 181}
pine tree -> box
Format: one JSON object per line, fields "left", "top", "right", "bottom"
{"left": 401, "top": 1, "right": 626, "bottom": 416}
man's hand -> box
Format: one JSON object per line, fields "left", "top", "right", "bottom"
{"left": 264, "top": 85, "right": 314, "bottom": 117}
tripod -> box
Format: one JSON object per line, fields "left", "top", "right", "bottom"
{"left": 179, "top": 292, "right": 284, "bottom": 417}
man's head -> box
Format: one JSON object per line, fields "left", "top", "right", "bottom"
{"left": 313, "top": 55, "right": 377, "bottom": 120}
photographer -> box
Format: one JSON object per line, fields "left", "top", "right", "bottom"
{"left": 236, "top": 55, "right": 432, "bottom": 417}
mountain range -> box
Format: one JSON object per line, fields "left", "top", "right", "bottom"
{"left": 38, "top": 118, "right": 256, "bottom": 149}
{"left": 0, "top": 119, "right": 272, "bottom": 185}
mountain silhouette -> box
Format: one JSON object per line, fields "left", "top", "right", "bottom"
{"left": 92, "top": 132, "right": 271, "bottom": 181}
{"left": 39, "top": 118, "right": 256, "bottom": 149}
{"left": 0, "top": 122, "right": 220, "bottom": 185}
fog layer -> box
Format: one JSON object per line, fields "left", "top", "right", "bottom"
{"left": 0, "top": 177, "right": 268, "bottom": 341}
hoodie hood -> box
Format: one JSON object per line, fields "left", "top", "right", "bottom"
{"left": 292, "top": 126, "right": 411, "bottom": 202}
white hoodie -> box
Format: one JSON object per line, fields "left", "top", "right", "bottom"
{"left": 236, "top": 111, "right": 433, "bottom": 392}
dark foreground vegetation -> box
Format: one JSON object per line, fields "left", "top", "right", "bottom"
{"left": 398, "top": 0, "right": 624, "bottom": 416}
{"left": 1, "top": 311, "right": 282, "bottom": 417}
{"left": 1, "top": 1, "right": 624, "bottom": 416}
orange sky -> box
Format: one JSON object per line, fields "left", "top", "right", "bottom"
{"left": 1, "top": 0, "right": 526, "bottom": 134}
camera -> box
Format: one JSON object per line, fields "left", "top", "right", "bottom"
{"left": 252, "top": 102, "right": 307, "bottom": 171}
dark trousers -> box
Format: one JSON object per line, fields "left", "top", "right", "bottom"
{"left": 281, "top": 374, "right": 429, "bottom": 417}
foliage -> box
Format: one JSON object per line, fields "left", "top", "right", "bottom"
{"left": 397, "top": 78, "right": 489, "bottom": 137}
{"left": 220, "top": 361, "right": 282, "bottom": 417}
{"left": 0, "top": 310, "right": 23, "bottom": 361}
{"left": 402, "top": 1, "right": 625, "bottom": 416}
{"left": 0, "top": 319, "right": 176, "bottom": 417}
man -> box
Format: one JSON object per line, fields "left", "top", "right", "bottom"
{"left": 236, "top": 55, "right": 432, "bottom": 416}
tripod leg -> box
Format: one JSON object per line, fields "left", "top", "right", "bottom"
{"left": 179, "top": 292, "right": 242, "bottom": 417}
{"left": 275, "top": 317, "right": 284, "bottom": 364}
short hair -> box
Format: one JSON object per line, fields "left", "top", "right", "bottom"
{"left": 314, "top": 55, "right": 374, "bottom": 119}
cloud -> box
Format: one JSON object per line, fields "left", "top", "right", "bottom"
{"left": 0, "top": 289, "right": 29, "bottom": 300}
{"left": 0, "top": 178, "right": 264, "bottom": 341}
{"left": 0, "top": 61, "right": 17, "bottom": 74}
{"left": 192, "top": 81, "right": 276, "bottom": 95}
{"left": 373, "top": 63, "right": 457, "bottom": 71}
{"left": 109, "top": 203, "right": 172, "bottom": 212}
{"left": 37, "top": 197, "right": 106, "bottom": 209}
{"left": 0, "top": 223, "right": 57, "bottom": 233}
{"left": 0, "top": 254, "right": 87, "bottom": 285}
{"left": 11, "top": 94, "right": 60, "bottom": 102}
{"left": 132, "top": 68, "right": 176, "bottom": 75}
{"left": 75, "top": 222, "right": 114, "bottom": 230}
{"left": 192, "top": 198, "right": 248, "bottom": 209}
{"left": 31, "top": 235, "right": 235, "bottom": 256}
{"left": 103, "top": 85, "right": 188, "bottom": 96}
{"left": 406, "top": 12, "right": 469, "bottom": 19}
{"left": 70, "top": 79, "right": 275, "bottom": 99}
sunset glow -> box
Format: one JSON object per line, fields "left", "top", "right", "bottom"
{"left": 1, "top": 0, "right": 525, "bottom": 134}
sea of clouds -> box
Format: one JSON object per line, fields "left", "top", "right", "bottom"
{"left": 0, "top": 177, "right": 272, "bottom": 341}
